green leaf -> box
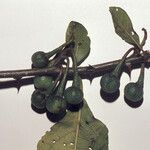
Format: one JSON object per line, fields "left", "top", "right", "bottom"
{"left": 66, "top": 21, "right": 91, "bottom": 66}
{"left": 109, "top": 7, "right": 141, "bottom": 49}
{"left": 37, "top": 101, "right": 108, "bottom": 150}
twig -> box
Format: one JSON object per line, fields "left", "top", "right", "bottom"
{"left": 0, "top": 50, "right": 149, "bottom": 90}
{"left": 0, "top": 51, "right": 149, "bottom": 79}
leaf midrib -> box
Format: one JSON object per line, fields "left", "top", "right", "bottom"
{"left": 74, "top": 110, "right": 81, "bottom": 150}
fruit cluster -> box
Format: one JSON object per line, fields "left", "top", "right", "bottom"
{"left": 100, "top": 48, "right": 145, "bottom": 108}
{"left": 30, "top": 42, "right": 84, "bottom": 120}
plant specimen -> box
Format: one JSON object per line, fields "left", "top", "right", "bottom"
{"left": 0, "top": 6, "right": 150, "bottom": 150}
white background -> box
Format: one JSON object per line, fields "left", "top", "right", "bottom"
{"left": 0, "top": 0, "right": 150, "bottom": 150}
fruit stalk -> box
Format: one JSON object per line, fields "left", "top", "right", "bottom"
{"left": 113, "top": 47, "right": 134, "bottom": 77}
{"left": 71, "top": 48, "right": 80, "bottom": 87}
{"left": 55, "top": 58, "right": 69, "bottom": 97}
{"left": 46, "top": 41, "right": 73, "bottom": 58}
{"left": 137, "top": 63, "right": 145, "bottom": 86}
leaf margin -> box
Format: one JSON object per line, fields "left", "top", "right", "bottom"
{"left": 109, "top": 6, "right": 141, "bottom": 49}
{"left": 65, "top": 21, "right": 91, "bottom": 66}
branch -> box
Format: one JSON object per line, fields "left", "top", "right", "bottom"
{"left": 0, "top": 51, "right": 149, "bottom": 89}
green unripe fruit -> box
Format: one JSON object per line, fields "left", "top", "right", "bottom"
{"left": 34, "top": 76, "right": 53, "bottom": 90}
{"left": 31, "top": 51, "right": 49, "bottom": 68}
{"left": 124, "top": 82, "right": 143, "bottom": 102}
{"left": 100, "top": 73, "right": 120, "bottom": 94}
{"left": 64, "top": 86, "right": 83, "bottom": 105}
{"left": 31, "top": 90, "right": 46, "bottom": 109}
{"left": 100, "top": 48, "right": 134, "bottom": 95}
{"left": 46, "top": 96, "right": 66, "bottom": 114}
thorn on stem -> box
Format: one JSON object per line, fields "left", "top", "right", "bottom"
{"left": 87, "top": 65, "right": 95, "bottom": 70}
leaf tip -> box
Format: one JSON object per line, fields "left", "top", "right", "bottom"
{"left": 109, "top": 6, "right": 113, "bottom": 11}
{"left": 109, "top": 6, "right": 124, "bottom": 14}
{"left": 69, "top": 21, "right": 81, "bottom": 27}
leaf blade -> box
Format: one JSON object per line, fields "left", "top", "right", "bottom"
{"left": 37, "top": 101, "right": 108, "bottom": 150}
{"left": 66, "top": 21, "right": 91, "bottom": 66}
{"left": 109, "top": 7, "right": 141, "bottom": 49}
